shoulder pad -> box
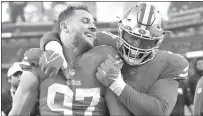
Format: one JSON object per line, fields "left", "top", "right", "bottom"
{"left": 20, "top": 48, "right": 43, "bottom": 70}
{"left": 99, "top": 31, "right": 119, "bottom": 39}
{"left": 95, "top": 31, "right": 118, "bottom": 48}
{"left": 91, "top": 45, "right": 118, "bottom": 59}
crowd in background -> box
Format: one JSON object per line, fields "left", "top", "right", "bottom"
{"left": 2, "top": 2, "right": 72, "bottom": 23}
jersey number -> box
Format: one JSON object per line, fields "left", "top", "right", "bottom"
{"left": 47, "top": 83, "right": 100, "bottom": 115}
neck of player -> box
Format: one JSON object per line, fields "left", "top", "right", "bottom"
{"left": 62, "top": 42, "right": 92, "bottom": 69}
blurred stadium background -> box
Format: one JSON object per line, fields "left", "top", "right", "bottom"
{"left": 1, "top": 1, "right": 203, "bottom": 115}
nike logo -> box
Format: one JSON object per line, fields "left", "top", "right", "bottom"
{"left": 179, "top": 72, "right": 188, "bottom": 77}
{"left": 44, "top": 52, "right": 60, "bottom": 64}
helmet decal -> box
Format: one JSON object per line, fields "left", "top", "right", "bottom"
{"left": 137, "top": 4, "right": 155, "bottom": 29}
{"left": 123, "top": 8, "right": 132, "bottom": 19}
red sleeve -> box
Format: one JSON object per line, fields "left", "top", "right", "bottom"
{"left": 118, "top": 78, "right": 179, "bottom": 115}
{"left": 162, "top": 53, "right": 189, "bottom": 81}
{"left": 40, "top": 31, "right": 61, "bottom": 51}
{"left": 20, "top": 48, "right": 45, "bottom": 81}
{"left": 117, "top": 53, "right": 189, "bottom": 115}
{"left": 20, "top": 48, "right": 43, "bottom": 72}
{"left": 105, "top": 87, "right": 132, "bottom": 116}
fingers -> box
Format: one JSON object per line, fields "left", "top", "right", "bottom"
{"left": 115, "top": 59, "right": 124, "bottom": 69}
{"left": 108, "top": 54, "right": 115, "bottom": 62}
{"left": 108, "top": 54, "right": 121, "bottom": 64}
{"left": 96, "top": 67, "right": 108, "bottom": 86}
{"left": 108, "top": 54, "right": 123, "bottom": 69}
{"left": 105, "top": 58, "right": 114, "bottom": 68}
{"left": 101, "top": 63, "right": 108, "bottom": 72}
{"left": 96, "top": 72, "right": 100, "bottom": 78}
{"left": 115, "top": 55, "right": 121, "bottom": 61}
{"left": 97, "top": 67, "right": 107, "bottom": 77}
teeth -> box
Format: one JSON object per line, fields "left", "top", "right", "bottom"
{"left": 86, "top": 34, "right": 93, "bottom": 38}
{"left": 130, "top": 50, "right": 136, "bottom": 54}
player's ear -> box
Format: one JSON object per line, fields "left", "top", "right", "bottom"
{"left": 8, "top": 77, "right": 11, "bottom": 83}
{"left": 60, "top": 22, "right": 69, "bottom": 33}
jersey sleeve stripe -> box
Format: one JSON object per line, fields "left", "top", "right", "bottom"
{"left": 101, "top": 31, "right": 118, "bottom": 39}
{"left": 183, "top": 65, "right": 189, "bottom": 72}
{"left": 179, "top": 72, "right": 188, "bottom": 78}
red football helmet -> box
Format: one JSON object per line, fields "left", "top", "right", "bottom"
{"left": 117, "top": 3, "right": 165, "bottom": 65}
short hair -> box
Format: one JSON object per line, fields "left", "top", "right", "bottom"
{"left": 57, "top": 4, "right": 90, "bottom": 33}
{"left": 12, "top": 71, "right": 23, "bottom": 77}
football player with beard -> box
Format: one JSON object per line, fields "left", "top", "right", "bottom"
{"left": 9, "top": 5, "right": 129, "bottom": 116}
{"left": 39, "top": 3, "right": 189, "bottom": 115}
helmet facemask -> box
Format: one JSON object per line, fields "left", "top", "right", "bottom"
{"left": 117, "top": 3, "right": 165, "bottom": 66}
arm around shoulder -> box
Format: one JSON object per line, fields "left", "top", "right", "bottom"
{"left": 40, "top": 31, "right": 60, "bottom": 50}
{"left": 116, "top": 53, "right": 188, "bottom": 115}
{"left": 105, "top": 89, "right": 132, "bottom": 116}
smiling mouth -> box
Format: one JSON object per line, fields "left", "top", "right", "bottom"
{"left": 84, "top": 32, "right": 95, "bottom": 42}
{"left": 125, "top": 48, "right": 144, "bottom": 59}
{"left": 86, "top": 33, "right": 94, "bottom": 38}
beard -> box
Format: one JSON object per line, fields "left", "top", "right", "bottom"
{"left": 73, "top": 31, "right": 94, "bottom": 54}
{"left": 61, "top": 29, "right": 95, "bottom": 58}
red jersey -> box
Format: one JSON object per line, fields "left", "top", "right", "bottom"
{"left": 22, "top": 46, "right": 119, "bottom": 116}
{"left": 40, "top": 31, "right": 189, "bottom": 115}
{"left": 96, "top": 32, "right": 189, "bottom": 115}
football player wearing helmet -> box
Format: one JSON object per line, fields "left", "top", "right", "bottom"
{"left": 39, "top": 3, "right": 189, "bottom": 115}
{"left": 193, "top": 76, "right": 203, "bottom": 116}
{"left": 9, "top": 5, "right": 129, "bottom": 116}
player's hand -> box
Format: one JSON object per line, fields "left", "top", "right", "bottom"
{"left": 96, "top": 54, "right": 124, "bottom": 87}
{"left": 39, "top": 50, "right": 64, "bottom": 77}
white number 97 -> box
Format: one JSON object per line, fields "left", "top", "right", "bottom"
{"left": 47, "top": 83, "right": 100, "bottom": 115}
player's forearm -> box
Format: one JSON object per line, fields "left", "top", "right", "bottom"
{"left": 9, "top": 86, "right": 38, "bottom": 116}
{"left": 117, "top": 84, "right": 168, "bottom": 115}
{"left": 9, "top": 71, "right": 39, "bottom": 116}
{"left": 105, "top": 89, "right": 132, "bottom": 116}
{"left": 109, "top": 76, "right": 169, "bottom": 115}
